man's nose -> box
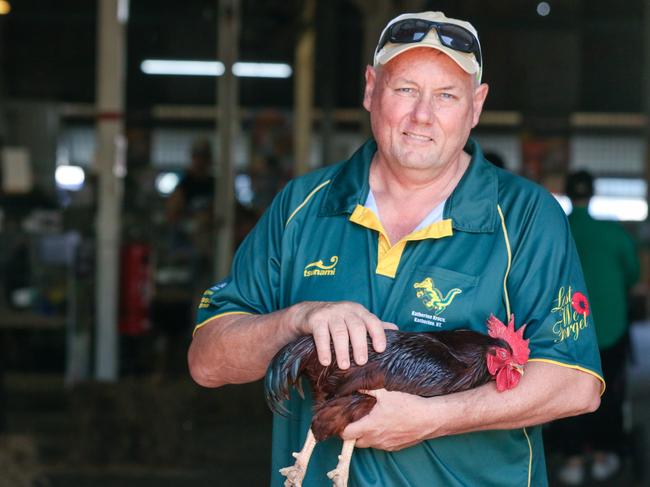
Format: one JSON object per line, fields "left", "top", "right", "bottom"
{"left": 411, "top": 96, "right": 434, "bottom": 124}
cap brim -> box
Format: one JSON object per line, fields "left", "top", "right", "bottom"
{"left": 375, "top": 42, "right": 479, "bottom": 77}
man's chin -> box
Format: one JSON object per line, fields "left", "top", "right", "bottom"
{"left": 394, "top": 153, "right": 440, "bottom": 171}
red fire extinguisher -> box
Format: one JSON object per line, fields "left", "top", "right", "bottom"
{"left": 119, "top": 243, "right": 152, "bottom": 336}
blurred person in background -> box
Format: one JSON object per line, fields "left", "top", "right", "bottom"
{"left": 164, "top": 136, "right": 216, "bottom": 293}
{"left": 166, "top": 138, "right": 215, "bottom": 226}
{"left": 249, "top": 153, "right": 284, "bottom": 214}
{"left": 554, "top": 170, "right": 640, "bottom": 485}
{"left": 154, "top": 138, "right": 216, "bottom": 377}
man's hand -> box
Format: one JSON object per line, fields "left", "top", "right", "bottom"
{"left": 290, "top": 301, "right": 397, "bottom": 370}
{"left": 340, "top": 389, "right": 434, "bottom": 451}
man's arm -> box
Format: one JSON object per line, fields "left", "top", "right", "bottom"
{"left": 188, "top": 301, "right": 397, "bottom": 388}
{"left": 341, "top": 361, "right": 601, "bottom": 451}
{"left": 188, "top": 309, "right": 299, "bottom": 388}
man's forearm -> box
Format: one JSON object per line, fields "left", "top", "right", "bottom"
{"left": 189, "top": 300, "right": 395, "bottom": 389}
{"left": 426, "top": 361, "right": 601, "bottom": 438}
{"left": 188, "top": 307, "right": 302, "bottom": 388}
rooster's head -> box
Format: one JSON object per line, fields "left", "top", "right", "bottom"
{"left": 486, "top": 314, "right": 530, "bottom": 392}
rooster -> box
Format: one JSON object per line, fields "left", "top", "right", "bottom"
{"left": 265, "top": 314, "right": 530, "bottom": 487}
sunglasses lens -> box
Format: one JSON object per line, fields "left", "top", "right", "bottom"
{"left": 390, "top": 19, "right": 431, "bottom": 43}
{"left": 436, "top": 24, "right": 475, "bottom": 52}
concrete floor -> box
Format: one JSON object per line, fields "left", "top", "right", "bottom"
{"left": 2, "top": 323, "right": 650, "bottom": 487}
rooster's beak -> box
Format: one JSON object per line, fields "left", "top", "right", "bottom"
{"left": 512, "top": 364, "right": 525, "bottom": 376}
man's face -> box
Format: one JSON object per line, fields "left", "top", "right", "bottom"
{"left": 363, "top": 48, "right": 488, "bottom": 175}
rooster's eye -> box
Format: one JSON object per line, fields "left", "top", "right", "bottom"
{"left": 499, "top": 350, "right": 507, "bottom": 359}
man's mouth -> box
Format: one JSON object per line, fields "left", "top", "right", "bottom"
{"left": 403, "top": 131, "right": 433, "bottom": 142}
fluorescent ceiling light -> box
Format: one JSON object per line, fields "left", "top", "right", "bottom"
{"left": 233, "top": 62, "right": 292, "bottom": 78}
{"left": 141, "top": 60, "right": 225, "bottom": 76}
{"left": 55, "top": 165, "right": 85, "bottom": 191}
{"left": 140, "top": 59, "right": 292, "bottom": 78}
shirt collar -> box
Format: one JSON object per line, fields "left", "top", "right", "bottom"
{"left": 320, "top": 137, "right": 498, "bottom": 234}
{"left": 444, "top": 138, "right": 498, "bottom": 233}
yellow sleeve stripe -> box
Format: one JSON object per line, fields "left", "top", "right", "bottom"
{"left": 528, "top": 358, "right": 606, "bottom": 395}
{"left": 522, "top": 427, "right": 533, "bottom": 487}
{"left": 192, "top": 311, "right": 254, "bottom": 336}
{"left": 497, "top": 205, "right": 512, "bottom": 321}
{"left": 285, "top": 180, "right": 331, "bottom": 227}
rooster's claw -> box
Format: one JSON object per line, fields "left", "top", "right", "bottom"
{"left": 280, "top": 464, "right": 305, "bottom": 487}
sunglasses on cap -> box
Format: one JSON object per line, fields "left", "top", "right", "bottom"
{"left": 376, "top": 18, "right": 482, "bottom": 67}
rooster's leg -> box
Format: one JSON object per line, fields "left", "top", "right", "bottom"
{"left": 279, "top": 428, "right": 317, "bottom": 487}
{"left": 326, "top": 439, "right": 356, "bottom": 487}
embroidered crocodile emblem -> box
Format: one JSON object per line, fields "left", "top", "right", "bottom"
{"left": 413, "top": 277, "right": 462, "bottom": 315}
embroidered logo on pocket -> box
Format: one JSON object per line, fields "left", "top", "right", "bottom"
{"left": 413, "top": 277, "right": 462, "bottom": 315}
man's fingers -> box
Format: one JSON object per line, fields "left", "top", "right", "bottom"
{"left": 312, "top": 323, "right": 332, "bottom": 366}
{"left": 329, "top": 320, "right": 351, "bottom": 369}
{"left": 303, "top": 302, "right": 392, "bottom": 368}
{"left": 383, "top": 322, "right": 399, "bottom": 330}
{"left": 347, "top": 318, "right": 369, "bottom": 365}
{"left": 358, "top": 388, "right": 379, "bottom": 397}
{"left": 365, "top": 317, "right": 391, "bottom": 353}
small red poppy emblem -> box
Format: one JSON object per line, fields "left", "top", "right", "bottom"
{"left": 572, "top": 291, "right": 590, "bottom": 316}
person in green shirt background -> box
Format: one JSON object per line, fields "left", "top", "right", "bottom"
{"left": 555, "top": 170, "right": 640, "bottom": 485}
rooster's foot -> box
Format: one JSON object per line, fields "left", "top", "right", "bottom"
{"left": 280, "top": 457, "right": 307, "bottom": 487}
{"left": 326, "top": 439, "right": 356, "bottom": 487}
{"left": 327, "top": 465, "right": 349, "bottom": 487}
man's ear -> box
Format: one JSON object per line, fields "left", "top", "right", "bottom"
{"left": 471, "top": 83, "right": 489, "bottom": 128}
{"left": 363, "top": 65, "right": 377, "bottom": 112}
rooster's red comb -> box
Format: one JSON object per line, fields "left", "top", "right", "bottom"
{"left": 487, "top": 314, "right": 530, "bottom": 364}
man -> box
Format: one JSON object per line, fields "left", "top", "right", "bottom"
{"left": 166, "top": 137, "right": 215, "bottom": 224}
{"left": 156, "top": 138, "right": 216, "bottom": 376}
{"left": 189, "top": 11, "right": 603, "bottom": 486}
{"left": 554, "top": 170, "right": 639, "bottom": 485}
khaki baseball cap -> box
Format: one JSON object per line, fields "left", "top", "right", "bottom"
{"left": 373, "top": 11, "right": 482, "bottom": 82}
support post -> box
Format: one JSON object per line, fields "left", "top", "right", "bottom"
{"left": 353, "top": 0, "right": 392, "bottom": 137}
{"left": 319, "top": 0, "right": 337, "bottom": 167}
{"left": 214, "top": 0, "right": 240, "bottom": 279}
{"left": 293, "top": 0, "right": 316, "bottom": 175}
{"left": 94, "top": 0, "right": 128, "bottom": 381}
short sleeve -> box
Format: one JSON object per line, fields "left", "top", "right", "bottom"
{"left": 194, "top": 189, "right": 287, "bottom": 334}
{"left": 506, "top": 194, "right": 604, "bottom": 391}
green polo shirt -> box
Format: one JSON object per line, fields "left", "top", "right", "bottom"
{"left": 568, "top": 206, "right": 640, "bottom": 349}
{"left": 196, "top": 138, "right": 604, "bottom": 487}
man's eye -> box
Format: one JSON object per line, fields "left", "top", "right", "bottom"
{"left": 439, "top": 92, "right": 455, "bottom": 100}
{"left": 396, "top": 87, "right": 415, "bottom": 94}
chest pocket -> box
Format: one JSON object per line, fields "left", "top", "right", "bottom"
{"left": 400, "top": 266, "right": 479, "bottom": 331}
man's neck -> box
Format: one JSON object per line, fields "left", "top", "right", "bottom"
{"left": 368, "top": 151, "right": 471, "bottom": 244}
{"left": 370, "top": 151, "right": 470, "bottom": 204}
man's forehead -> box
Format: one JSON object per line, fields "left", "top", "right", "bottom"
{"left": 380, "top": 48, "right": 471, "bottom": 80}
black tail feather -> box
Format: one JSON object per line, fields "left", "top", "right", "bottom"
{"left": 264, "top": 336, "right": 314, "bottom": 416}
